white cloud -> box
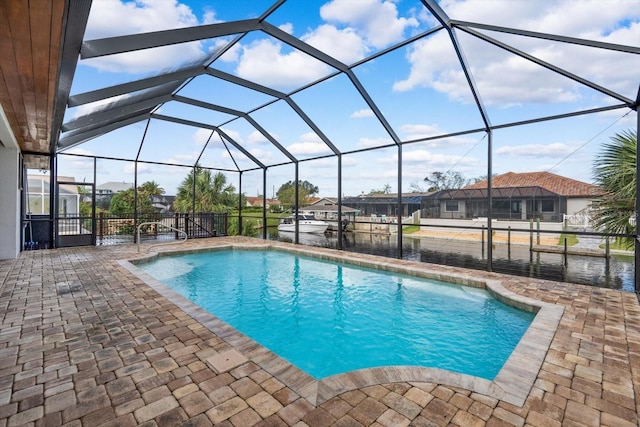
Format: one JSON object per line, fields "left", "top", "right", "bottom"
{"left": 219, "top": 128, "right": 243, "bottom": 144}
{"left": 85, "top": 0, "right": 199, "bottom": 39}
{"left": 303, "top": 157, "right": 358, "bottom": 168}
{"left": 193, "top": 128, "right": 214, "bottom": 145}
{"left": 279, "top": 23, "right": 294, "bottom": 34}
{"left": 400, "top": 123, "right": 444, "bottom": 140}
{"left": 320, "top": 0, "right": 419, "bottom": 48}
{"left": 235, "top": 39, "right": 331, "bottom": 89}
{"left": 123, "top": 162, "right": 152, "bottom": 174}
{"left": 394, "top": 0, "right": 640, "bottom": 106}
{"left": 202, "top": 8, "right": 222, "bottom": 25}
{"left": 287, "top": 132, "right": 333, "bottom": 155}
{"left": 496, "top": 142, "right": 575, "bottom": 158}
{"left": 393, "top": 31, "right": 580, "bottom": 105}
{"left": 596, "top": 108, "right": 638, "bottom": 127}
{"left": 247, "top": 130, "right": 271, "bottom": 144}
{"left": 165, "top": 152, "right": 199, "bottom": 165}
{"left": 231, "top": 0, "right": 419, "bottom": 88}
{"left": 398, "top": 124, "right": 479, "bottom": 148}
{"left": 350, "top": 109, "right": 374, "bottom": 118}
{"left": 83, "top": 0, "right": 206, "bottom": 73}
{"left": 58, "top": 154, "right": 94, "bottom": 173}
{"left": 65, "top": 147, "right": 94, "bottom": 156}
{"left": 287, "top": 141, "right": 333, "bottom": 156}
{"left": 302, "top": 24, "right": 369, "bottom": 64}
{"left": 245, "top": 148, "right": 273, "bottom": 164}
{"left": 357, "top": 137, "right": 394, "bottom": 149}
{"left": 381, "top": 149, "right": 480, "bottom": 169}
{"left": 216, "top": 39, "right": 242, "bottom": 63}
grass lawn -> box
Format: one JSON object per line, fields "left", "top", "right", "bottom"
{"left": 402, "top": 225, "right": 420, "bottom": 234}
{"left": 599, "top": 238, "right": 634, "bottom": 251}
{"left": 557, "top": 233, "right": 578, "bottom": 246}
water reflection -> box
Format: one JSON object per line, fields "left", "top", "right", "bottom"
{"left": 267, "top": 229, "right": 634, "bottom": 292}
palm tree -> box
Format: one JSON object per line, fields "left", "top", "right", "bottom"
{"left": 174, "top": 167, "right": 236, "bottom": 212}
{"left": 139, "top": 180, "right": 164, "bottom": 197}
{"left": 591, "top": 130, "right": 637, "bottom": 247}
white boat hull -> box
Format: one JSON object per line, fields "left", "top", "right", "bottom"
{"left": 278, "top": 221, "right": 328, "bottom": 234}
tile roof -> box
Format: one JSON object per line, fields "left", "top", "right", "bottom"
{"left": 245, "top": 197, "right": 281, "bottom": 206}
{"left": 464, "top": 171, "right": 603, "bottom": 197}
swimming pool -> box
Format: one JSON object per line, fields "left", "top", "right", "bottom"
{"left": 137, "top": 248, "right": 535, "bottom": 380}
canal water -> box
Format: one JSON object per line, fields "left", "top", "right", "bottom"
{"left": 269, "top": 230, "right": 635, "bottom": 292}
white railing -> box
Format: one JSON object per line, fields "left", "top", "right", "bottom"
{"left": 137, "top": 221, "right": 187, "bottom": 253}
{"left": 563, "top": 212, "right": 592, "bottom": 229}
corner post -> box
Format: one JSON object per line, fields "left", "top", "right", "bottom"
{"left": 634, "top": 87, "right": 640, "bottom": 294}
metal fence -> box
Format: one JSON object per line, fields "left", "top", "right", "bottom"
{"left": 238, "top": 214, "right": 635, "bottom": 293}
{"left": 96, "top": 212, "right": 227, "bottom": 245}
{"left": 396, "top": 222, "right": 634, "bottom": 292}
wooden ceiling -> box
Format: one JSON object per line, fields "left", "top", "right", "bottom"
{"left": 0, "top": 0, "right": 65, "bottom": 168}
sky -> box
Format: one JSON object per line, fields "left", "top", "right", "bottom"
{"left": 53, "top": 0, "right": 639, "bottom": 198}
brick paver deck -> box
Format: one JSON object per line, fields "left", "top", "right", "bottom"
{"left": 1, "top": 237, "right": 638, "bottom": 426}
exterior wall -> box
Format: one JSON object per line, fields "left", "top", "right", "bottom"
{"left": 0, "top": 146, "right": 20, "bottom": 259}
{"left": 420, "top": 218, "right": 563, "bottom": 242}
{"left": 439, "top": 199, "right": 466, "bottom": 219}
{"left": 420, "top": 218, "right": 564, "bottom": 231}
{"left": 529, "top": 199, "right": 562, "bottom": 222}
{"left": 567, "top": 198, "right": 592, "bottom": 216}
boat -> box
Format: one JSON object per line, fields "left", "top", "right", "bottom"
{"left": 278, "top": 214, "right": 329, "bottom": 233}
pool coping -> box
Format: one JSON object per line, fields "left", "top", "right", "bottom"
{"left": 121, "top": 241, "right": 564, "bottom": 407}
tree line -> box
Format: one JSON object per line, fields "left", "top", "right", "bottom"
{"left": 97, "top": 167, "right": 321, "bottom": 215}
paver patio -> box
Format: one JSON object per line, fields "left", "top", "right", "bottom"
{"left": 0, "top": 236, "right": 638, "bottom": 426}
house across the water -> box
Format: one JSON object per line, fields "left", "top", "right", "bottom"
{"left": 300, "top": 198, "right": 360, "bottom": 230}
{"left": 430, "top": 171, "right": 603, "bottom": 222}
{"left": 245, "top": 196, "right": 282, "bottom": 212}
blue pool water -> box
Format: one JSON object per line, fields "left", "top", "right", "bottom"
{"left": 139, "top": 249, "right": 534, "bottom": 380}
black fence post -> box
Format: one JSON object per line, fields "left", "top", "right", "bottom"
{"left": 99, "top": 212, "right": 104, "bottom": 243}
{"left": 174, "top": 212, "right": 179, "bottom": 240}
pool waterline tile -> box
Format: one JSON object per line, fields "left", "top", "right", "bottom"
{"left": 121, "top": 242, "right": 563, "bottom": 406}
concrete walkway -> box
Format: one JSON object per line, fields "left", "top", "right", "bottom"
{"left": 0, "top": 237, "right": 638, "bottom": 426}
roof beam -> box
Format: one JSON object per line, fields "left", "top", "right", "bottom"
{"left": 68, "top": 66, "right": 203, "bottom": 107}
{"left": 451, "top": 20, "right": 640, "bottom": 54}
{"left": 346, "top": 70, "right": 401, "bottom": 144}
{"left": 62, "top": 94, "right": 172, "bottom": 131}
{"left": 58, "top": 113, "right": 149, "bottom": 150}
{"left": 420, "top": 0, "right": 451, "bottom": 28}
{"left": 421, "top": 0, "right": 491, "bottom": 130}
{"left": 284, "top": 98, "right": 341, "bottom": 155}
{"left": 51, "top": 0, "right": 93, "bottom": 153}
{"left": 172, "top": 95, "right": 244, "bottom": 117}
{"left": 461, "top": 26, "right": 634, "bottom": 106}
{"left": 81, "top": 19, "right": 261, "bottom": 59}
{"left": 205, "top": 68, "right": 285, "bottom": 99}
{"left": 260, "top": 21, "right": 348, "bottom": 72}
{"left": 151, "top": 113, "right": 265, "bottom": 168}
{"left": 173, "top": 95, "right": 298, "bottom": 163}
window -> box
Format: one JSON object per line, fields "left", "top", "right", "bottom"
{"left": 540, "top": 200, "right": 554, "bottom": 213}
{"left": 492, "top": 200, "right": 510, "bottom": 211}
{"left": 445, "top": 200, "right": 459, "bottom": 212}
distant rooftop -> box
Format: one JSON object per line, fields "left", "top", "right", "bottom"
{"left": 97, "top": 182, "right": 134, "bottom": 193}
{"left": 464, "top": 171, "right": 603, "bottom": 197}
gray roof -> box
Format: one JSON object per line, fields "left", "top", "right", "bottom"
{"left": 97, "top": 182, "right": 134, "bottom": 193}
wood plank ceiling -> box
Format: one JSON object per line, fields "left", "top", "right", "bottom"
{"left": 0, "top": 0, "right": 65, "bottom": 169}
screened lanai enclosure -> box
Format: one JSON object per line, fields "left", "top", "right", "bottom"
{"left": 16, "top": 1, "right": 639, "bottom": 291}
